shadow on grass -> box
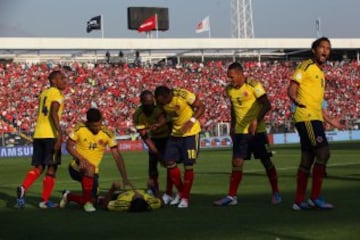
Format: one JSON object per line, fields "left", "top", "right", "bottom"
{"left": 0, "top": 184, "right": 359, "bottom": 240}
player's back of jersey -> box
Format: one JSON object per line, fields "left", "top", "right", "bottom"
{"left": 33, "top": 87, "right": 64, "bottom": 138}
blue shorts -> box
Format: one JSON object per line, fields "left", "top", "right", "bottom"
{"left": 295, "top": 120, "right": 329, "bottom": 151}
{"left": 31, "top": 138, "right": 61, "bottom": 166}
{"left": 68, "top": 165, "right": 99, "bottom": 197}
{"left": 163, "top": 135, "right": 200, "bottom": 166}
{"left": 232, "top": 133, "right": 272, "bottom": 160}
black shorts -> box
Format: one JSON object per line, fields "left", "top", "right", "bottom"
{"left": 295, "top": 120, "right": 329, "bottom": 151}
{"left": 164, "top": 134, "right": 200, "bottom": 166}
{"left": 246, "top": 132, "right": 273, "bottom": 160}
{"left": 232, "top": 132, "right": 272, "bottom": 160}
{"left": 31, "top": 138, "right": 61, "bottom": 166}
{"left": 68, "top": 165, "right": 99, "bottom": 197}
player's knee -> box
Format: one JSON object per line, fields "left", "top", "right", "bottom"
{"left": 34, "top": 166, "right": 44, "bottom": 175}
{"left": 166, "top": 161, "right": 177, "bottom": 169}
{"left": 184, "top": 164, "right": 193, "bottom": 170}
{"left": 232, "top": 158, "right": 243, "bottom": 168}
{"left": 316, "top": 147, "right": 330, "bottom": 165}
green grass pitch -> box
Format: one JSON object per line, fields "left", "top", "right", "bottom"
{"left": 0, "top": 141, "right": 359, "bottom": 240}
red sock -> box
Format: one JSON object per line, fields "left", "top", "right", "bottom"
{"left": 266, "top": 167, "right": 279, "bottom": 193}
{"left": 167, "top": 166, "right": 183, "bottom": 196}
{"left": 182, "top": 169, "right": 194, "bottom": 200}
{"left": 228, "top": 170, "right": 243, "bottom": 197}
{"left": 310, "top": 163, "right": 325, "bottom": 200}
{"left": 165, "top": 173, "right": 173, "bottom": 196}
{"left": 82, "top": 176, "right": 94, "bottom": 203}
{"left": 67, "top": 193, "right": 86, "bottom": 205}
{"left": 41, "top": 175, "right": 55, "bottom": 202}
{"left": 22, "top": 168, "right": 41, "bottom": 190}
{"left": 295, "top": 169, "right": 309, "bottom": 204}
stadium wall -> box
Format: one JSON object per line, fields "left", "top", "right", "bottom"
{"left": 1, "top": 130, "right": 359, "bottom": 158}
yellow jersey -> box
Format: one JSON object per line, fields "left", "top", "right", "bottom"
{"left": 107, "top": 190, "right": 162, "bottom": 211}
{"left": 133, "top": 105, "right": 170, "bottom": 139}
{"left": 162, "top": 88, "right": 201, "bottom": 137}
{"left": 226, "top": 78, "right": 267, "bottom": 134}
{"left": 291, "top": 59, "right": 325, "bottom": 122}
{"left": 33, "top": 87, "right": 64, "bottom": 138}
{"left": 69, "top": 122, "right": 117, "bottom": 173}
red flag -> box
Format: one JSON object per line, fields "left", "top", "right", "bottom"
{"left": 138, "top": 15, "right": 157, "bottom": 32}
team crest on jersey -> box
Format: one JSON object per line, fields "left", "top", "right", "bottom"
{"left": 243, "top": 91, "right": 248, "bottom": 97}
{"left": 174, "top": 105, "right": 180, "bottom": 110}
{"left": 316, "top": 136, "right": 323, "bottom": 143}
{"left": 98, "top": 139, "right": 105, "bottom": 146}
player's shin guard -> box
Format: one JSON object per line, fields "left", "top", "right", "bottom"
{"left": 167, "top": 165, "right": 183, "bottom": 197}
{"left": 182, "top": 167, "right": 194, "bottom": 200}
{"left": 22, "top": 168, "right": 41, "bottom": 190}
{"left": 295, "top": 169, "right": 309, "bottom": 204}
{"left": 228, "top": 168, "right": 243, "bottom": 197}
{"left": 310, "top": 163, "right": 326, "bottom": 200}
{"left": 41, "top": 174, "right": 55, "bottom": 202}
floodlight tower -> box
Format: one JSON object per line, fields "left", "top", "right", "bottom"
{"left": 231, "top": 0, "right": 255, "bottom": 38}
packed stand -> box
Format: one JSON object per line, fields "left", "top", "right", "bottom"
{"left": 0, "top": 60, "right": 359, "bottom": 139}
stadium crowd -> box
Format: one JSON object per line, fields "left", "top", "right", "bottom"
{"left": 0, "top": 60, "right": 359, "bottom": 136}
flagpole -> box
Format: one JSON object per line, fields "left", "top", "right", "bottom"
{"left": 208, "top": 16, "right": 211, "bottom": 38}
{"left": 156, "top": 14, "right": 159, "bottom": 39}
{"left": 101, "top": 14, "right": 104, "bottom": 39}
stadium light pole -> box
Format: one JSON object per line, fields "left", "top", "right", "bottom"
{"left": 231, "top": 0, "right": 255, "bottom": 38}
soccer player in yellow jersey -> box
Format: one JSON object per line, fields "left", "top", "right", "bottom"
{"left": 154, "top": 86, "right": 205, "bottom": 208}
{"left": 133, "top": 90, "right": 173, "bottom": 200}
{"left": 98, "top": 181, "right": 162, "bottom": 212}
{"left": 16, "top": 70, "right": 66, "bottom": 209}
{"left": 213, "top": 62, "right": 281, "bottom": 206}
{"left": 288, "top": 37, "right": 345, "bottom": 210}
{"left": 60, "top": 108, "right": 133, "bottom": 212}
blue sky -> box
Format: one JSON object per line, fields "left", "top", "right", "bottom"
{"left": 0, "top": 0, "right": 359, "bottom": 38}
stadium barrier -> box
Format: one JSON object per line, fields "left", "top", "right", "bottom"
{"left": 1, "top": 131, "right": 359, "bottom": 158}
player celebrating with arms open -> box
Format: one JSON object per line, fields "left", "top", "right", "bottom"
{"left": 288, "top": 37, "right": 345, "bottom": 210}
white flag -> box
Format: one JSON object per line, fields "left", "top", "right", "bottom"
{"left": 196, "top": 16, "right": 210, "bottom": 33}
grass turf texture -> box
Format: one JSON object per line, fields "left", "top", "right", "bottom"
{"left": 0, "top": 141, "right": 359, "bottom": 240}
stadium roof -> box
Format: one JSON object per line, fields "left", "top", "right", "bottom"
{"left": 0, "top": 37, "right": 359, "bottom": 62}
{"left": 1, "top": 37, "right": 360, "bottom": 50}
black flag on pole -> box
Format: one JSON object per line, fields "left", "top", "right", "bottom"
{"left": 87, "top": 15, "right": 101, "bottom": 33}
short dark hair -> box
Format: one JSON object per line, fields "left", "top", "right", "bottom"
{"left": 140, "top": 90, "right": 153, "bottom": 102}
{"left": 86, "top": 108, "right": 102, "bottom": 122}
{"left": 128, "top": 198, "right": 150, "bottom": 212}
{"left": 48, "top": 70, "right": 62, "bottom": 81}
{"left": 154, "top": 86, "right": 171, "bottom": 98}
{"left": 227, "top": 62, "right": 243, "bottom": 72}
{"left": 311, "top": 37, "right": 331, "bottom": 50}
